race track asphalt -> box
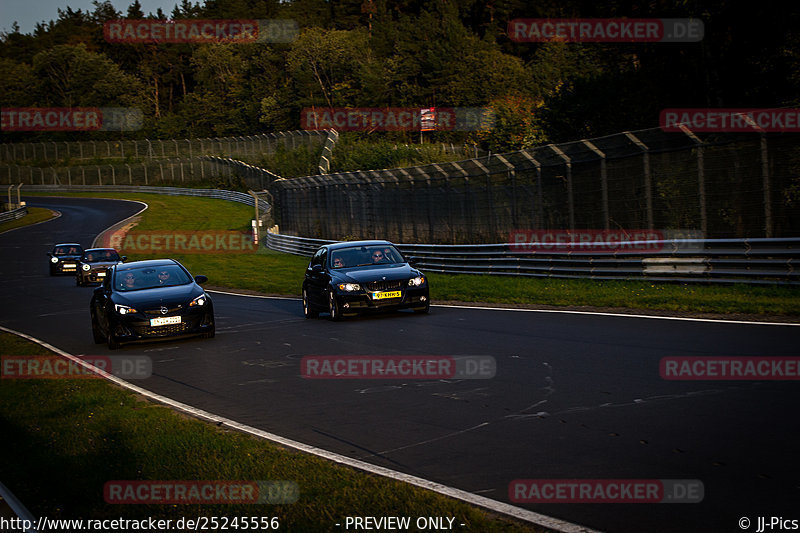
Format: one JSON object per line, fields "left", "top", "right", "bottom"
{"left": 2, "top": 196, "right": 799, "bottom": 533}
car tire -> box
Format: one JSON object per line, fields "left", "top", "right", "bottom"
{"left": 413, "top": 302, "right": 430, "bottom": 314}
{"left": 328, "top": 290, "right": 341, "bottom": 321}
{"left": 303, "top": 289, "right": 318, "bottom": 319}
{"left": 91, "top": 312, "right": 105, "bottom": 344}
{"left": 201, "top": 322, "right": 215, "bottom": 339}
{"left": 106, "top": 330, "right": 121, "bottom": 350}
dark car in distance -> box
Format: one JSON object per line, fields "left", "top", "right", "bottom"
{"left": 48, "top": 243, "right": 84, "bottom": 275}
{"left": 90, "top": 259, "right": 215, "bottom": 349}
{"left": 76, "top": 248, "right": 126, "bottom": 286}
{"left": 302, "top": 240, "right": 429, "bottom": 320}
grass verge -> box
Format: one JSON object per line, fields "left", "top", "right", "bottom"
{"left": 0, "top": 207, "right": 57, "bottom": 233}
{"left": 24, "top": 191, "right": 800, "bottom": 317}
{"left": 0, "top": 331, "right": 546, "bottom": 532}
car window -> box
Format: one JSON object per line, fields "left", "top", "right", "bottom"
{"left": 117, "top": 265, "right": 191, "bottom": 291}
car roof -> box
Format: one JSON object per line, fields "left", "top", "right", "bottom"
{"left": 84, "top": 248, "right": 118, "bottom": 253}
{"left": 115, "top": 259, "right": 177, "bottom": 271}
{"left": 54, "top": 242, "right": 82, "bottom": 247}
{"left": 325, "top": 240, "right": 394, "bottom": 251}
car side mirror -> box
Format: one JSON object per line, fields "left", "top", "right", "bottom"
{"left": 407, "top": 256, "right": 418, "bottom": 266}
{"left": 195, "top": 275, "right": 208, "bottom": 285}
{"left": 121, "top": 256, "right": 127, "bottom": 262}
{"left": 311, "top": 264, "right": 324, "bottom": 273}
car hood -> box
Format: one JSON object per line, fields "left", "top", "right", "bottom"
{"left": 56, "top": 255, "right": 82, "bottom": 261}
{"left": 336, "top": 264, "right": 418, "bottom": 283}
{"left": 86, "top": 261, "right": 121, "bottom": 269}
{"left": 113, "top": 284, "right": 203, "bottom": 308}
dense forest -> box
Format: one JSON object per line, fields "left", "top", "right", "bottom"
{"left": 1, "top": 0, "right": 798, "bottom": 150}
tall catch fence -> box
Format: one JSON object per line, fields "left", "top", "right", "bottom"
{"left": 1, "top": 156, "right": 281, "bottom": 191}
{"left": 271, "top": 128, "right": 800, "bottom": 242}
{"left": 0, "top": 130, "right": 327, "bottom": 164}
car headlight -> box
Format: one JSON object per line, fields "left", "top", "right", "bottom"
{"left": 408, "top": 276, "right": 425, "bottom": 286}
{"left": 189, "top": 294, "right": 207, "bottom": 307}
{"left": 50, "top": 257, "right": 58, "bottom": 263}
{"left": 82, "top": 264, "right": 91, "bottom": 271}
{"left": 114, "top": 304, "right": 137, "bottom": 315}
{"left": 338, "top": 283, "right": 360, "bottom": 292}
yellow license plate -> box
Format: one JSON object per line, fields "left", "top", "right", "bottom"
{"left": 150, "top": 316, "right": 181, "bottom": 327}
{"left": 372, "top": 290, "right": 401, "bottom": 300}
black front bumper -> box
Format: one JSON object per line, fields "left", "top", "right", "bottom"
{"left": 333, "top": 286, "right": 429, "bottom": 314}
{"left": 110, "top": 308, "right": 214, "bottom": 344}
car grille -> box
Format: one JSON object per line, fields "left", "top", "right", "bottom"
{"left": 365, "top": 279, "right": 404, "bottom": 291}
{"left": 137, "top": 323, "right": 190, "bottom": 337}
{"left": 144, "top": 306, "right": 183, "bottom": 316}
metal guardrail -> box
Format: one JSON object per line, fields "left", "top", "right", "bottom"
{"left": 0, "top": 206, "right": 28, "bottom": 224}
{"left": 266, "top": 229, "right": 800, "bottom": 285}
{"left": 23, "top": 185, "right": 270, "bottom": 216}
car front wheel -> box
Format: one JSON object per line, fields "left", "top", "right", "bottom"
{"left": 91, "top": 312, "right": 105, "bottom": 344}
{"left": 328, "top": 290, "right": 341, "bottom": 321}
{"left": 303, "top": 288, "right": 318, "bottom": 319}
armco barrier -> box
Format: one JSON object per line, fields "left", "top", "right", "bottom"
{"left": 23, "top": 185, "right": 269, "bottom": 215}
{"left": 0, "top": 206, "right": 28, "bottom": 224}
{"left": 266, "top": 229, "right": 800, "bottom": 285}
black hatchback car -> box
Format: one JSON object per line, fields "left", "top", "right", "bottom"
{"left": 90, "top": 259, "right": 215, "bottom": 349}
{"left": 48, "top": 243, "right": 84, "bottom": 275}
{"left": 76, "top": 248, "right": 126, "bottom": 286}
{"left": 302, "top": 240, "right": 429, "bottom": 320}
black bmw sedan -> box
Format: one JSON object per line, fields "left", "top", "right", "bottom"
{"left": 302, "top": 240, "right": 429, "bottom": 320}
{"left": 90, "top": 259, "right": 215, "bottom": 349}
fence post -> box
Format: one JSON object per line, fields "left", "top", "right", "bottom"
{"left": 582, "top": 140, "right": 608, "bottom": 230}
{"left": 126, "top": 164, "right": 132, "bottom": 184}
{"left": 679, "top": 126, "right": 706, "bottom": 237}
{"left": 110, "top": 164, "right": 116, "bottom": 185}
{"left": 624, "top": 132, "right": 653, "bottom": 229}
{"left": 548, "top": 144, "right": 574, "bottom": 230}
{"left": 472, "top": 158, "right": 496, "bottom": 240}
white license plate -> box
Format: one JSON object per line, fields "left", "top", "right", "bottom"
{"left": 96, "top": 272, "right": 106, "bottom": 277}
{"left": 371, "top": 290, "right": 402, "bottom": 300}
{"left": 62, "top": 263, "right": 76, "bottom": 269}
{"left": 150, "top": 316, "right": 181, "bottom": 327}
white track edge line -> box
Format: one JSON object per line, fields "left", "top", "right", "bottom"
{"left": 0, "top": 324, "right": 599, "bottom": 533}
{"left": 206, "top": 289, "right": 798, "bottom": 327}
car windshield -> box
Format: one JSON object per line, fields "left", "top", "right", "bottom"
{"left": 54, "top": 246, "right": 82, "bottom": 256}
{"left": 83, "top": 250, "right": 120, "bottom": 263}
{"left": 330, "top": 245, "right": 404, "bottom": 268}
{"left": 116, "top": 265, "right": 191, "bottom": 291}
